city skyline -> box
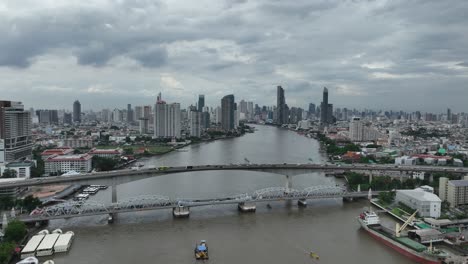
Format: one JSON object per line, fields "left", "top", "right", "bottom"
{"left": 0, "top": 1, "right": 467, "bottom": 112}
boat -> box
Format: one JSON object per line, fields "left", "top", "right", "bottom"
{"left": 36, "top": 233, "right": 60, "bottom": 257}
{"left": 43, "top": 261, "right": 55, "bottom": 264}
{"left": 16, "top": 257, "right": 39, "bottom": 264}
{"left": 51, "top": 229, "right": 62, "bottom": 234}
{"left": 194, "top": 240, "right": 209, "bottom": 260}
{"left": 357, "top": 211, "right": 447, "bottom": 264}
{"left": 21, "top": 234, "right": 46, "bottom": 259}
{"left": 53, "top": 231, "right": 75, "bottom": 253}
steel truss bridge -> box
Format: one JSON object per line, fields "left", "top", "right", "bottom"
{"left": 18, "top": 186, "right": 378, "bottom": 222}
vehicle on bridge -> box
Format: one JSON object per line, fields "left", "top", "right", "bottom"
{"left": 158, "top": 166, "right": 169, "bottom": 171}
{"left": 194, "top": 240, "right": 209, "bottom": 260}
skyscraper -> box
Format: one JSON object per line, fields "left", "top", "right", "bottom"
{"left": 308, "top": 103, "right": 316, "bottom": 118}
{"left": 127, "top": 104, "right": 133, "bottom": 123}
{"left": 320, "top": 87, "right": 328, "bottom": 125}
{"left": 0, "top": 101, "right": 32, "bottom": 162}
{"left": 349, "top": 117, "right": 363, "bottom": 141}
{"left": 198, "top": 95, "right": 205, "bottom": 112}
{"left": 154, "top": 95, "right": 181, "bottom": 138}
{"left": 190, "top": 111, "right": 202, "bottom": 137}
{"left": 221, "top": 94, "right": 235, "bottom": 131}
{"left": 447, "top": 108, "right": 451, "bottom": 122}
{"left": 276, "top": 86, "right": 288, "bottom": 125}
{"left": 73, "top": 100, "right": 81, "bottom": 123}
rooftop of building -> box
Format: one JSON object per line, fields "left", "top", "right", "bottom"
{"left": 41, "top": 148, "right": 74, "bottom": 156}
{"left": 46, "top": 153, "right": 92, "bottom": 161}
{"left": 449, "top": 180, "right": 468, "bottom": 187}
{"left": 88, "top": 148, "right": 122, "bottom": 154}
{"left": 397, "top": 189, "right": 442, "bottom": 202}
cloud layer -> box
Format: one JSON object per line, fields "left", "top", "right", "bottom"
{"left": 0, "top": 0, "right": 467, "bottom": 112}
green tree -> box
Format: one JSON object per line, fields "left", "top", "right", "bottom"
{"left": 92, "top": 156, "right": 118, "bottom": 171}
{"left": 378, "top": 191, "right": 395, "bottom": 205}
{"left": 18, "top": 195, "right": 42, "bottom": 212}
{"left": 0, "top": 242, "right": 15, "bottom": 264}
{"left": 4, "top": 220, "right": 27, "bottom": 243}
{"left": 123, "top": 148, "right": 134, "bottom": 155}
{"left": 0, "top": 196, "right": 14, "bottom": 210}
{"left": 1, "top": 169, "right": 16, "bottom": 178}
{"left": 125, "top": 136, "right": 131, "bottom": 143}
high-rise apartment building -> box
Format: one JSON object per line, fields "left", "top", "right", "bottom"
{"left": 221, "top": 94, "right": 235, "bottom": 131}
{"left": 63, "top": 113, "right": 72, "bottom": 125}
{"left": 154, "top": 99, "right": 181, "bottom": 138}
{"left": 190, "top": 111, "right": 202, "bottom": 137}
{"left": 0, "top": 101, "right": 32, "bottom": 162}
{"left": 73, "top": 100, "right": 81, "bottom": 123}
{"left": 349, "top": 117, "right": 363, "bottom": 141}
{"left": 135, "top": 106, "right": 143, "bottom": 120}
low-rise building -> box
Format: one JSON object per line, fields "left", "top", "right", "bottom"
{"left": 44, "top": 154, "right": 93, "bottom": 175}
{"left": 396, "top": 189, "right": 441, "bottom": 218}
{"left": 63, "top": 138, "right": 94, "bottom": 148}
{"left": 41, "top": 148, "right": 74, "bottom": 159}
{"left": 88, "top": 148, "right": 122, "bottom": 158}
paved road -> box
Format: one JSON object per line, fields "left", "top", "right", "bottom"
{"left": 1, "top": 163, "right": 466, "bottom": 189}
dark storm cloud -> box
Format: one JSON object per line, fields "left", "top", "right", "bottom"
{"left": 0, "top": 0, "right": 467, "bottom": 112}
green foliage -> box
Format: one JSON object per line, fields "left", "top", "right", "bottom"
{"left": 31, "top": 147, "right": 45, "bottom": 178}
{"left": 1, "top": 169, "right": 16, "bottom": 178}
{"left": 125, "top": 136, "right": 131, "bottom": 143}
{"left": 401, "top": 128, "right": 448, "bottom": 139}
{"left": 0, "top": 242, "right": 15, "bottom": 264}
{"left": 318, "top": 133, "right": 361, "bottom": 156}
{"left": 347, "top": 172, "right": 367, "bottom": 185}
{"left": 92, "top": 156, "right": 118, "bottom": 171}
{"left": 123, "top": 148, "right": 134, "bottom": 155}
{"left": 378, "top": 191, "right": 395, "bottom": 205}
{"left": 4, "top": 220, "right": 27, "bottom": 243}
{"left": 0, "top": 197, "right": 14, "bottom": 210}
{"left": 18, "top": 195, "right": 42, "bottom": 212}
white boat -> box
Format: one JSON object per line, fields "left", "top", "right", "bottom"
{"left": 53, "top": 231, "right": 75, "bottom": 253}
{"left": 36, "top": 234, "right": 60, "bottom": 257}
{"left": 238, "top": 202, "right": 256, "bottom": 212}
{"left": 51, "top": 229, "right": 62, "bottom": 234}
{"left": 43, "top": 261, "right": 55, "bottom": 264}
{"left": 16, "top": 257, "right": 39, "bottom": 264}
{"left": 21, "top": 235, "right": 45, "bottom": 259}
{"left": 37, "top": 230, "right": 49, "bottom": 235}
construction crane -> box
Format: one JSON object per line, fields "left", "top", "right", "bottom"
{"left": 395, "top": 210, "right": 418, "bottom": 237}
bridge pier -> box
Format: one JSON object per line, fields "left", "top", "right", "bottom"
{"left": 298, "top": 199, "right": 307, "bottom": 207}
{"left": 368, "top": 172, "right": 373, "bottom": 184}
{"left": 173, "top": 206, "right": 190, "bottom": 218}
{"left": 238, "top": 202, "right": 256, "bottom": 212}
{"left": 285, "top": 175, "right": 293, "bottom": 190}
{"left": 111, "top": 179, "right": 118, "bottom": 204}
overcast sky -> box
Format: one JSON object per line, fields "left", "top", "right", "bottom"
{"left": 0, "top": 0, "right": 467, "bottom": 112}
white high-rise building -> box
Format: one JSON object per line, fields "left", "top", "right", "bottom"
{"left": 214, "top": 106, "right": 222, "bottom": 124}
{"left": 0, "top": 101, "right": 32, "bottom": 162}
{"left": 349, "top": 117, "right": 363, "bottom": 141}
{"left": 154, "top": 102, "right": 181, "bottom": 138}
{"left": 112, "top": 109, "right": 123, "bottom": 123}
{"left": 247, "top": 102, "right": 254, "bottom": 119}
{"left": 190, "top": 111, "right": 202, "bottom": 138}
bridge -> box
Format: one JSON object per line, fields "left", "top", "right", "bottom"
{"left": 14, "top": 185, "right": 380, "bottom": 223}
{"left": 1, "top": 163, "right": 465, "bottom": 190}
{"left": 0, "top": 163, "right": 463, "bottom": 206}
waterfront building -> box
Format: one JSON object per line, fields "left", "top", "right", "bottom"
{"left": 41, "top": 148, "right": 74, "bottom": 159}
{"left": 0, "top": 101, "right": 32, "bottom": 162}
{"left": 396, "top": 189, "right": 441, "bottom": 218}
{"left": 221, "top": 94, "right": 235, "bottom": 131}
{"left": 154, "top": 100, "right": 181, "bottom": 138}
{"left": 439, "top": 177, "right": 468, "bottom": 208}
{"left": 190, "top": 111, "right": 202, "bottom": 137}
{"left": 44, "top": 154, "right": 92, "bottom": 175}
{"left": 73, "top": 100, "right": 81, "bottom": 123}
{"left": 88, "top": 148, "right": 123, "bottom": 158}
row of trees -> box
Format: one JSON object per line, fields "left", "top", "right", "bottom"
{"left": 0, "top": 221, "right": 27, "bottom": 264}
{"left": 346, "top": 172, "right": 427, "bottom": 192}
{"left": 0, "top": 195, "right": 42, "bottom": 212}
{"left": 318, "top": 134, "right": 361, "bottom": 156}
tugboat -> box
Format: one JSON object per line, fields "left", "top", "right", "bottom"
{"left": 194, "top": 240, "right": 209, "bottom": 260}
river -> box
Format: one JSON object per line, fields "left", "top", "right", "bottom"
{"left": 47, "top": 125, "right": 413, "bottom": 264}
